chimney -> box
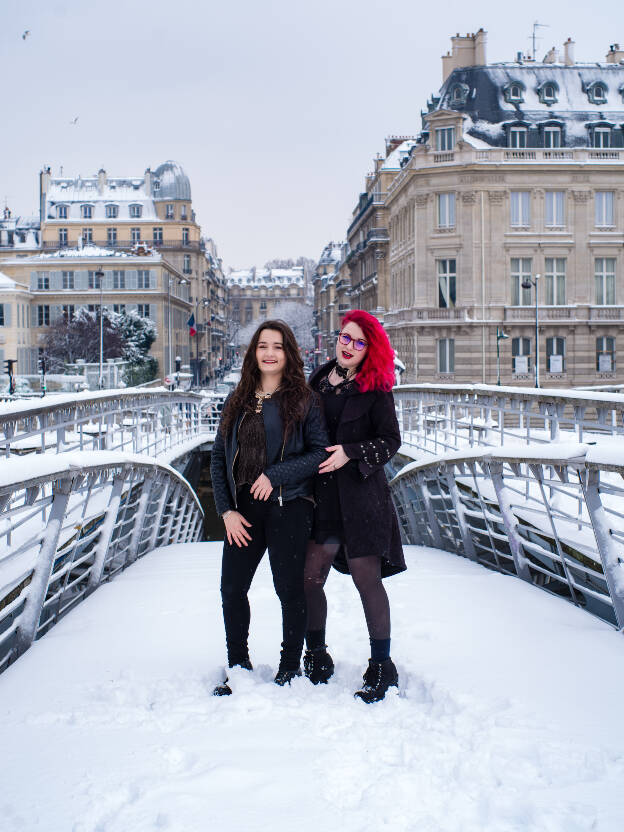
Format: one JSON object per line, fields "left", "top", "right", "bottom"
{"left": 606, "top": 43, "right": 624, "bottom": 63}
{"left": 441, "top": 29, "right": 488, "bottom": 82}
{"left": 97, "top": 168, "right": 107, "bottom": 194}
{"left": 563, "top": 38, "right": 575, "bottom": 65}
{"left": 543, "top": 46, "right": 558, "bottom": 63}
{"left": 144, "top": 167, "right": 152, "bottom": 193}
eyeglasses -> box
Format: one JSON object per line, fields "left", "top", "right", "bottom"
{"left": 338, "top": 332, "right": 368, "bottom": 351}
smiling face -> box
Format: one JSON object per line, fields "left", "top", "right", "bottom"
{"left": 256, "top": 329, "right": 286, "bottom": 380}
{"left": 336, "top": 320, "right": 368, "bottom": 372}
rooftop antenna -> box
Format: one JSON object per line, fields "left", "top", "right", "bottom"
{"left": 530, "top": 21, "right": 549, "bottom": 60}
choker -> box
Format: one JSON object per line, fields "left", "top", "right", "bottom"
{"left": 334, "top": 364, "right": 351, "bottom": 380}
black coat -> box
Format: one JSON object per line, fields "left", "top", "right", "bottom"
{"left": 210, "top": 393, "right": 329, "bottom": 516}
{"left": 309, "top": 361, "right": 406, "bottom": 577}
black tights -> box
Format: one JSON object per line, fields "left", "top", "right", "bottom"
{"left": 304, "top": 542, "right": 391, "bottom": 640}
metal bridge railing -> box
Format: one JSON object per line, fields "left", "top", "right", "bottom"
{"left": 389, "top": 443, "right": 624, "bottom": 630}
{"left": 0, "top": 389, "right": 225, "bottom": 458}
{"left": 394, "top": 384, "right": 624, "bottom": 456}
{"left": 0, "top": 452, "right": 204, "bottom": 673}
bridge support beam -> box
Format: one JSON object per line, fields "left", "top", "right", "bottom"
{"left": 488, "top": 461, "right": 531, "bottom": 581}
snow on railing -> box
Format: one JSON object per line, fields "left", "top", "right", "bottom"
{"left": 393, "top": 384, "right": 624, "bottom": 456}
{"left": 0, "top": 388, "right": 225, "bottom": 458}
{"left": 389, "top": 443, "right": 624, "bottom": 630}
{"left": 0, "top": 452, "right": 204, "bottom": 673}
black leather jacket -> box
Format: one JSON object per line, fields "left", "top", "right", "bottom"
{"left": 210, "top": 394, "right": 329, "bottom": 516}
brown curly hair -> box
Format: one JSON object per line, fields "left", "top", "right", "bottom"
{"left": 218, "top": 320, "right": 312, "bottom": 440}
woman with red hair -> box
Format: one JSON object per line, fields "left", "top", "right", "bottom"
{"left": 304, "top": 310, "right": 405, "bottom": 702}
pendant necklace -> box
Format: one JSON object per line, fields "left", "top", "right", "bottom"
{"left": 254, "top": 389, "right": 273, "bottom": 414}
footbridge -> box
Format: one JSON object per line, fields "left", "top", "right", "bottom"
{"left": 2, "top": 384, "right": 624, "bottom": 830}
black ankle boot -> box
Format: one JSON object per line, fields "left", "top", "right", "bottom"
{"left": 213, "top": 657, "right": 253, "bottom": 696}
{"left": 303, "top": 646, "right": 334, "bottom": 684}
{"left": 354, "top": 658, "right": 398, "bottom": 703}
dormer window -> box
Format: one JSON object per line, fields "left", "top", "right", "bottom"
{"left": 503, "top": 81, "right": 525, "bottom": 104}
{"left": 537, "top": 81, "right": 559, "bottom": 105}
{"left": 57, "top": 204, "right": 68, "bottom": 219}
{"left": 450, "top": 83, "right": 469, "bottom": 106}
{"left": 586, "top": 81, "right": 608, "bottom": 104}
{"left": 81, "top": 204, "right": 93, "bottom": 219}
{"left": 435, "top": 126, "right": 455, "bottom": 151}
{"left": 509, "top": 126, "right": 528, "bottom": 148}
{"left": 105, "top": 204, "right": 118, "bottom": 218}
{"left": 129, "top": 203, "right": 142, "bottom": 218}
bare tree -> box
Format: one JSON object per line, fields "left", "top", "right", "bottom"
{"left": 237, "top": 301, "right": 314, "bottom": 351}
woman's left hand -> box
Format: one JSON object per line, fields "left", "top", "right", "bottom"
{"left": 250, "top": 473, "right": 273, "bottom": 501}
{"left": 319, "top": 444, "right": 349, "bottom": 474}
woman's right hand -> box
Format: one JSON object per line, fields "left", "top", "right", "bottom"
{"left": 224, "top": 511, "right": 252, "bottom": 548}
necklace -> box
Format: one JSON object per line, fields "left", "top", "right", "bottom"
{"left": 254, "top": 389, "right": 274, "bottom": 414}
{"left": 334, "top": 364, "right": 353, "bottom": 381}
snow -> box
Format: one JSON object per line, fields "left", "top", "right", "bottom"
{"left": 0, "top": 271, "right": 17, "bottom": 289}
{"left": 2, "top": 541, "right": 624, "bottom": 831}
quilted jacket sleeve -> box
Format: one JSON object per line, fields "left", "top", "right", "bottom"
{"left": 263, "top": 398, "right": 329, "bottom": 486}
{"left": 342, "top": 391, "right": 401, "bottom": 479}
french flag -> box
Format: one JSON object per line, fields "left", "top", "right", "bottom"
{"left": 187, "top": 313, "right": 197, "bottom": 337}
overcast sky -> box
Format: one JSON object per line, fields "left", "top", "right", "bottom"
{"left": 1, "top": 0, "right": 621, "bottom": 268}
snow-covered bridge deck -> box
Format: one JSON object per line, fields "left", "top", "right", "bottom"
{"left": 2, "top": 541, "right": 624, "bottom": 832}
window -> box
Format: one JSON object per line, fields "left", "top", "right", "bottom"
{"left": 166, "top": 204, "right": 174, "bottom": 219}
{"left": 512, "top": 337, "right": 531, "bottom": 373}
{"left": 511, "top": 258, "right": 532, "bottom": 305}
{"left": 183, "top": 254, "right": 191, "bottom": 274}
{"left": 0, "top": 304, "right": 4, "bottom": 326}
{"left": 181, "top": 205, "right": 188, "bottom": 220}
{"left": 595, "top": 257, "right": 616, "bottom": 305}
{"left": 435, "top": 127, "right": 455, "bottom": 151}
{"left": 545, "top": 191, "right": 565, "bottom": 227}
{"left": 153, "top": 227, "right": 163, "bottom": 244}
{"left": 81, "top": 204, "right": 93, "bottom": 219}
{"left": 62, "top": 305, "right": 75, "bottom": 320}
{"left": 593, "top": 127, "right": 611, "bottom": 148}
{"left": 87, "top": 305, "right": 97, "bottom": 313}
{"left": 545, "top": 258, "right": 566, "bottom": 305}
{"left": 510, "top": 84, "right": 522, "bottom": 100}
{"left": 88, "top": 271, "right": 102, "bottom": 289}
{"left": 260, "top": 301, "right": 267, "bottom": 313}
{"left": 509, "top": 127, "right": 527, "bottom": 148}
{"left": 544, "top": 126, "right": 561, "bottom": 148}
{"left": 546, "top": 337, "right": 566, "bottom": 373}
{"left": 137, "top": 304, "right": 151, "bottom": 318}
{"left": 106, "top": 204, "right": 118, "bottom": 218}
{"left": 37, "top": 272, "right": 50, "bottom": 290}
{"left": 595, "top": 191, "right": 614, "bottom": 226}
{"left": 137, "top": 270, "right": 150, "bottom": 289}
{"left": 129, "top": 204, "right": 142, "bottom": 218}
{"left": 82, "top": 228, "right": 93, "bottom": 244}
{"left": 232, "top": 303, "right": 240, "bottom": 322}
{"left": 450, "top": 83, "right": 469, "bottom": 105}
{"left": 58, "top": 228, "right": 68, "bottom": 246}
{"left": 131, "top": 227, "right": 141, "bottom": 244}
{"left": 510, "top": 192, "right": 530, "bottom": 227}
{"left": 245, "top": 304, "right": 253, "bottom": 323}
{"left": 438, "top": 338, "right": 455, "bottom": 373}
{"left": 57, "top": 205, "right": 68, "bottom": 219}
{"left": 113, "top": 270, "right": 125, "bottom": 289}
{"left": 437, "top": 259, "right": 456, "bottom": 308}
{"left": 153, "top": 180, "right": 160, "bottom": 191}
{"left": 597, "top": 336, "right": 616, "bottom": 372}
{"left": 37, "top": 305, "right": 50, "bottom": 326}
{"left": 587, "top": 82, "right": 608, "bottom": 104}
{"left": 541, "top": 84, "right": 557, "bottom": 103}
{"left": 437, "top": 193, "right": 456, "bottom": 229}
{"left": 113, "top": 304, "right": 126, "bottom": 314}
{"left": 182, "top": 227, "right": 190, "bottom": 245}
{"left": 62, "top": 270, "right": 74, "bottom": 290}
{"left": 107, "top": 227, "right": 117, "bottom": 244}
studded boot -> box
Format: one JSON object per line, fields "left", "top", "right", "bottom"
{"left": 303, "top": 646, "right": 335, "bottom": 684}
{"left": 354, "top": 658, "right": 398, "bottom": 703}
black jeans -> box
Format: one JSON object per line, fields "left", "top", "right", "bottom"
{"left": 220, "top": 488, "right": 313, "bottom": 668}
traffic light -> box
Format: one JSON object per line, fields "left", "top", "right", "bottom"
{"left": 175, "top": 356, "right": 182, "bottom": 373}
{"left": 38, "top": 355, "right": 46, "bottom": 374}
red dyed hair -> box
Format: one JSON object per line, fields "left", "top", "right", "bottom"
{"left": 340, "top": 310, "right": 395, "bottom": 392}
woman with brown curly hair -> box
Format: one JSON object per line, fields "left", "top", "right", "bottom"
{"left": 210, "top": 321, "right": 328, "bottom": 694}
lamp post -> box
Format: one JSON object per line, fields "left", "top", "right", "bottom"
{"left": 521, "top": 272, "right": 540, "bottom": 388}
{"left": 496, "top": 327, "right": 509, "bottom": 386}
{"left": 167, "top": 275, "right": 189, "bottom": 379}
{"left": 95, "top": 269, "right": 105, "bottom": 389}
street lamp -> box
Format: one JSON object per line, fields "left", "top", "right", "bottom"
{"left": 95, "top": 269, "right": 105, "bottom": 389}
{"left": 521, "top": 272, "right": 540, "bottom": 388}
{"left": 496, "top": 327, "right": 509, "bottom": 386}
{"left": 167, "top": 276, "right": 188, "bottom": 378}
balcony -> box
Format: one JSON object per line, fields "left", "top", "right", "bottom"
{"left": 590, "top": 306, "right": 624, "bottom": 321}
{"left": 366, "top": 227, "right": 389, "bottom": 244}
{"left": 41, "top": 240, "right": 204, "bottom": 253}
{"left": 505, "top": 306, "right": 577, "bottom": 321}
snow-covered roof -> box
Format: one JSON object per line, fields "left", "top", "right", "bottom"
{"left": 153, "top": 161, "right": 191, "bottom": 200}
{"left": 381, "top": 140, "right": 417, "bottom": 171}
{"left": 2, "top": 245, "right": 164, "bottom": 264}
{"left": 227, "top": 267, "right": 304, "bottom": 288}
{"left": 0, "top": 271, "right": 17, "bottom": 291}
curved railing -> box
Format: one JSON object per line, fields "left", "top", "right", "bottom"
{"left": 0, "top": 388, "right": 224, "bottom": 458}
{"left": 0, "top": 452, "right": 204, "bottom": 672}
{"left": 389, "top": 443, "right": 624, "bottom": 630}
{"left": 393, "top": 384, "right": 624, "bottom": 455}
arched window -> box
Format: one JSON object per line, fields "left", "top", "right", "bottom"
{"left": 537, "top": 81, "right": 559, "bottom": 105}
{"left": 586, "top": 81, "right": 608, "bottom": 104}
{"left": 503, "top": 81, "right": 525, "bottom": 104}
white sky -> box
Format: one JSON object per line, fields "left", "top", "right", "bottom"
{"left": 1, "top": 0, "right": 622, "bottom": 268}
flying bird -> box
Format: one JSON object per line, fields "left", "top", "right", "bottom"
{"left": 70, "top": 117, "right": 79, "bottom": 125}
{"left": 22, "top": 30, "right": 30, "bottom": 40}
